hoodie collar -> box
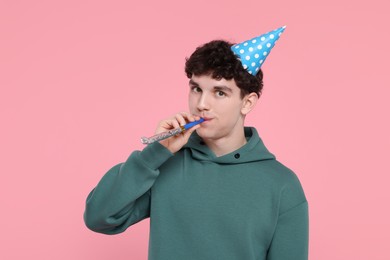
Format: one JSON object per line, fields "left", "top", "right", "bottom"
{"left": 184, "top": 127, "right": 276, "bottom": 164}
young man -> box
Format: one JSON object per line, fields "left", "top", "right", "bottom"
{"left": 84, "top": 27, "right": 309, "bottom": 260}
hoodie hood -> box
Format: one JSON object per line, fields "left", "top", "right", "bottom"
{"left": 184, "top": 127, "right": 276, "bottom": 164}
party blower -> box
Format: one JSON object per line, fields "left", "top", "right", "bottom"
{"left": 141, "top": 118, "right": 205, "bottom": 145}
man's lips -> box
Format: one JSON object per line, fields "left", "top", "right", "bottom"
{"left": 196, "top": 115, "right": 213, "bottom": 121}
{"left": 198, "top": 116, "right": 213, "bottom": 124}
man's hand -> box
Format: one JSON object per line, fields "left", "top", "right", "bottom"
{"left": 156, "top": 112, "right": 201, "bottom": 154}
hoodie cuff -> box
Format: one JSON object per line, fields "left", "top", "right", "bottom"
{"left": 138, "top": 142, "right": 174, "bottom": 170}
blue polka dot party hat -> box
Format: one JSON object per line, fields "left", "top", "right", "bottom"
{"left": 231, "top": 25, "right": 286, "bottom": 75}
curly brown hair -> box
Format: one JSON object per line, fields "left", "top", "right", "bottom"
{"left": 185, "top": 40, "right": 263, "bottom": 99}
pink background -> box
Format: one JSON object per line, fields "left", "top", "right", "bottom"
{"left": 1, "top": 0, "right": 389, "bottom": 259}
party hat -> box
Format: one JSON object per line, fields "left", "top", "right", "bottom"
{"left": 231, "top": 25, "right": 286, "bottom": 75}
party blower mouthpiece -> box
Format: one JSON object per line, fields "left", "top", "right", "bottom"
{"left": 141, "top": 118, "right": 205, "bottom": 145}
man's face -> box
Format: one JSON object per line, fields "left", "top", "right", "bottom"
{"left": 188, "top": 74, "right": 247, "bottom": 142}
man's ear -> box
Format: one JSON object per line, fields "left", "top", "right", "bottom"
{"left": 241, "top": 92, "right": 259, "bottom": 115}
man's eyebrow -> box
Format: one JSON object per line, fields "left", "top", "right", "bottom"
{"left": 189, "top": 79, "right": 198, "bottom": 86}
{"left": 213, "top": 86, "right": 233, "bottom": 93}
{"left": 188, "top": 79, "right": 233, "bottom": 93}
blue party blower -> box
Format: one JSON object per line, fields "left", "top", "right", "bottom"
{"left": 141, "top": 118, "right": 205, "bottom": 145}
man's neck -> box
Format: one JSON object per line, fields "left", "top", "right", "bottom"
{"left": 203, "top": 128, "right": 247, "bottom": 157}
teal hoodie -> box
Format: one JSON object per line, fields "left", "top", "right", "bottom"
{"left": 84, "top": 127, "right": 308, "bottom": 260}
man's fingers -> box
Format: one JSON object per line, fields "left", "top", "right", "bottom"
{"left": 171, "top": 119, "right": 180, "bottom": 129}
{"left": 158, "top": 118, "right": 179, "bottom": 132}
{"left": 175, "top": 114, "right": 187, "bottom": 126}
{"left": 157, "top": 112, "right": 198, "bottom": 135}
{"left": 177, "top": 112, "right": 196, "bottom": 124}
{"left": 182, "top": 112, "right": 195, "bottom": 122}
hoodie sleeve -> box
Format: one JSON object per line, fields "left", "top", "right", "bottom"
{"left": 266, "top": 171, "right": 309, "bottom": 260}
{"left": 83, "top": 141, "right": 174, "bottom": 235}
{"left": 266, "top": 200, "right": 309, "bottom": 260}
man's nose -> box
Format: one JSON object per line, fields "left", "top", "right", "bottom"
{"left": 197, "top": 93, "right": 210, "bottom": 111}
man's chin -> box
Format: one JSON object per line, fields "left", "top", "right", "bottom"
{"left": 195, "top": 128, "right": 215, "bottom": 139}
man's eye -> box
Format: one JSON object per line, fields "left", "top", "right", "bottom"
{"left": 192, "top": 87, "right": 201, "bottom": 92}
{"left": 216, "top": 91, "right": 226, "bottom": 97}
